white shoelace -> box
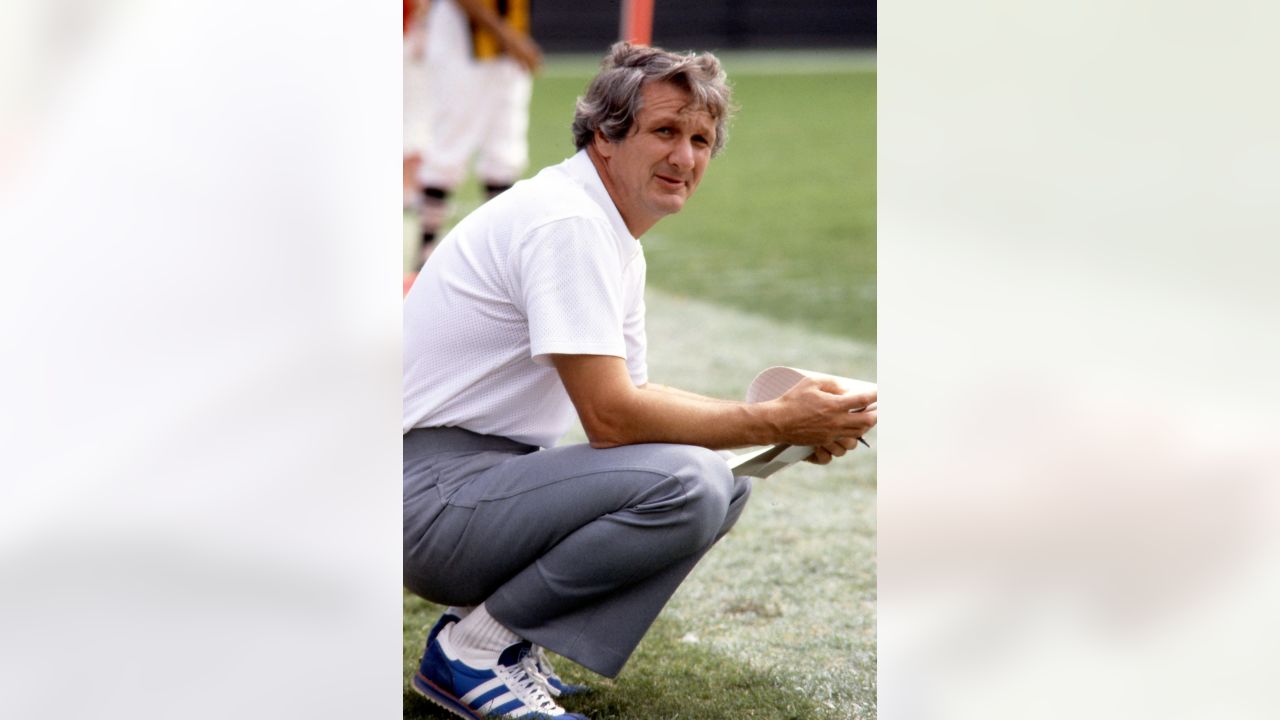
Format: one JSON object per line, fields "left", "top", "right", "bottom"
{"left": 532, "top": 646, "right": 558, "bottom": 678}
{"left": 493, "top": 660, "right": 563, "bottom": 716}
{"left": 519, "top": 647, "right": 556, "bottom": 696}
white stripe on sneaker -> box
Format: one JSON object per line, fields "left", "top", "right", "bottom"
{"left": 459, "top": 677, "right": 505, "bottom": 705}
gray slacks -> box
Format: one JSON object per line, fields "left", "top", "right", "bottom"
{"left": 403, "top": 426, "right": 752, "bottom": 677}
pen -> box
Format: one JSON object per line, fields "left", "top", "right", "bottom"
{"left": 851, "top": 402, "right": 875, "bottom": 448}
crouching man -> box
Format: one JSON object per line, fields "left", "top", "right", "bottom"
{"left": 403, "top": 42, "right": 877, "bottom": 719}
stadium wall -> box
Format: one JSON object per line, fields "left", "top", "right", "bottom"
{"left": 531, "top": 0, "right": 876, "bottom": 53}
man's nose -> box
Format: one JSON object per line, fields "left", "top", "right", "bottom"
{"left": 668, "top": 138, "right": 694, "bottom": 171}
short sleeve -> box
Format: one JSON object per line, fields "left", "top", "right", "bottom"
{"left": 515, "top": 217, "right": 627, "bottom": 365}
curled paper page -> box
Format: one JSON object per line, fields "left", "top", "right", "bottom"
{"left": 726, "top": 366, "right": 876, "bottom": 479}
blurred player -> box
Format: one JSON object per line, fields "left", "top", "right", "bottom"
{"left": 404, "top": 0, "right": 430, "bottom": 210}
{"left": 413, "top": 0, "right": 542, "bottom": 269}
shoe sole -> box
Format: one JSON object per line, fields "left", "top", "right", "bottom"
{"left": 410, "top": 671, "right": 485, "bottom": 719}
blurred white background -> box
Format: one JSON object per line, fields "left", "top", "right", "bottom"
{"left": 879, "top": 1, "right": 1280, "bottom": 718}
{"left": 1, "top": 1, "right": 402, "bottom": 718}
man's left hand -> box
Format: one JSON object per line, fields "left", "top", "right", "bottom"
{"left": 806, "top": 436, "right": 862, "bottom": 465}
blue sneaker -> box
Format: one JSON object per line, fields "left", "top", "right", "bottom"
{"left": 412, "top": 633, "right": 587, "bottom": 719}
{"left": 524, "top": 646, "right": 590, "bottom": 698}
{"left": 428, "top": 612, "right": 461, "bottom": 644}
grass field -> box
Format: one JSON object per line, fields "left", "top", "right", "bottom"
{"left": 404, "top": 50, "right": 876, "bottom": 719}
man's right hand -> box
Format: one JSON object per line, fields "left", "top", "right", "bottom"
{"left": 768, "top": 377, "right": 877, "bottom": 447}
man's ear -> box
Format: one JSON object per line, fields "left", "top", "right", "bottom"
{"left": 593, "top": 129, "right": 615, "bottom": 159}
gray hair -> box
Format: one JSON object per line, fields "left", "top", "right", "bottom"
{"left": 572, "top": 42, "right": 735, "bottom": 157}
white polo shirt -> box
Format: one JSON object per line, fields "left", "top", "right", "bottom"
{"left": 402, "top": 150, "right": 648, "bottom": 448}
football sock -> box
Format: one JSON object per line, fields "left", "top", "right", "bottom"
{"left": 419, "top": 186, "right": 450, "bottom": 247}
{"left": 483, "top": 182, "right": 513, "bottom": 201}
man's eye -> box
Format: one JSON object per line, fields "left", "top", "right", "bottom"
{"left": 692, "top": 135, "right": 710, "bottom": 147}
{"left": 655, "top": 127, "right": 673, "bottom": 136}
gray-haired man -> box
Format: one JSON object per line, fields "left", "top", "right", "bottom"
{"left": 403, "top": 42, "right": 876, "bottom": 719}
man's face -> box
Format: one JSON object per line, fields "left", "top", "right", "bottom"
{"left": 593, "top": 81, "right": 716, "bottom": 236}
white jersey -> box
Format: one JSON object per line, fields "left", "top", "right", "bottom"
{"left": 403, "top": 151, "right": 649, "bottom": 448}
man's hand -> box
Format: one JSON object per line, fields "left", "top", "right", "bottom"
{"left": 768, "top": 377, "right": 877, "bottom": 448}
{"left": 807, "top": 436, "right": 863, "bottom": 465}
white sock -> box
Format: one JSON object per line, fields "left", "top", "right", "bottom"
{"left": 439, "top": 602, "right": 520, "bottom": 668}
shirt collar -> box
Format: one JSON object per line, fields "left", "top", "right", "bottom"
{"left": 562, "top": 149, "right": 637, "bottom": 246}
